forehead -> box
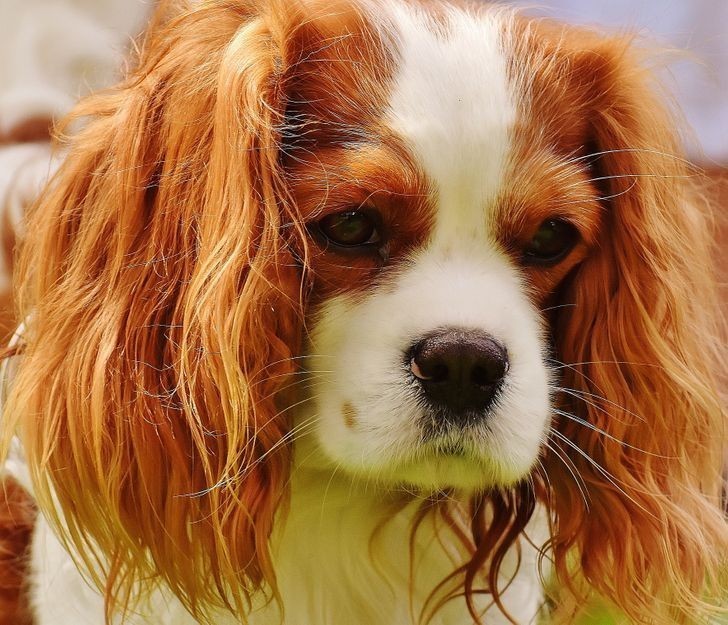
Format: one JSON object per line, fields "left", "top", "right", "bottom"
{"left": 377, "top": 3, "right": 602, "bottom": 248}
{"left": 288, "top": 0, "right": 598, "bottom": 182}
{"left": 384, "top": 3, "right": 517, "bottom": 232}
{"left": 287, "top": 0, "right": 600, "bottom": 234}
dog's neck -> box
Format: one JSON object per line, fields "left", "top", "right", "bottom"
{"left": 262, "top": 460, "right": 546, "bottom": 625}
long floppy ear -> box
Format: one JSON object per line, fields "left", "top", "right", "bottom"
{"left": 2, "top": 1, "right": 315, "bottom": 619}
{"left": 545, "top": 34, "right": 728, "bottom": 622}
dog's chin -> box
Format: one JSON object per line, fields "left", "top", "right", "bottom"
{"left": 384, "top": 451, "right": 538, "bottom": 493}
{"left": 294, "top": 399, "right": 547, "bottom": 493}
{"left": 316, "top": 444, "right": 539, "bottom": 494}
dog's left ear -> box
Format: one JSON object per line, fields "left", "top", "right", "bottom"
{"left": 1, "top": 0, "right": 368, "bottom": 620}
{"left": 539, "top": 31, "right": 728, "bottom": 621}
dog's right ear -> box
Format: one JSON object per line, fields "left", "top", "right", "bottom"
{"left": 1, "top": 1, "right": 388, "bottom": 620}
{"left": 518, "top": 23, "right": 728, "bottom": 623}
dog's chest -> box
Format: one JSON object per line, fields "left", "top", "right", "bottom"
{"left": 26, "top": 470, "right": 546, "bottom": 624}
{"left": 260, "top": 474, "right": 546, "bottom": 625}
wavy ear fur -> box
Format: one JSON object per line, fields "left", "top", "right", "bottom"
{"left": 1, "top": 1, "right": 323, "bottom": 619}
{"left": 544, "top": 32, "right": 728, "bottom": 624}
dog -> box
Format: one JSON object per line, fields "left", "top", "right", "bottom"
{"left": 1, "top": 0, "right": 726, "bottom": 623}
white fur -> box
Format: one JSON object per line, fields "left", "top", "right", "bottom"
{"left": 3, "top": 2, "right": 552, "bottom": 624}
{"left": 385, "top": 3, "right": 516, "bottom": 228}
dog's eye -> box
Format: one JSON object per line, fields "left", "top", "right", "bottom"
{"left": 317, "top": 210, "right": 382, "bottom": 248}
{"left": 523, "top": 219, "right": 578, "bottom": 265}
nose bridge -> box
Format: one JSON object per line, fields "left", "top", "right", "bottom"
{"left": 429, "top": 181, "right": 496, "bottom": 254}
{"left": 394, "top": 246, "right": 524, "bottom": 340}
{"left": 432, "top": 207, "right": 484, "bottom": 253}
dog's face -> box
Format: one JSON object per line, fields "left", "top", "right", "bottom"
{"left": 8, "top": 0, "right": 726, "bottom": 622}
{"left": 289, "top": 5, "right": 602, "bottom": 490}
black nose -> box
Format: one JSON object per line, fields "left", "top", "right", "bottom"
{"left": 409, "top": 329, "right": 508, "bottom": 418}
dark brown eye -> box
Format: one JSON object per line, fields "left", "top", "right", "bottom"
{"left": 317, "top": 210, "right": 382, "bottom": 248}
{"left": 523, "top": 219, "right": 578, "bottom": 265}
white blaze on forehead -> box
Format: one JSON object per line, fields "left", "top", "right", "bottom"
{"left": 384, "top": 3, "right": 516, "bottom": 244}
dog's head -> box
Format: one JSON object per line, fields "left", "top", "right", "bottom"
{"left": 5, "top": 0, "right": 726, "bottom": 622}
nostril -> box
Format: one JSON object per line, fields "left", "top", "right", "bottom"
{"left": 472, "top": 362, "right": 502, "bottom": 387}
{"left": 411, "top": 357, "right": 448, "bottom": 383}
{"left": 429, "top": 362, "right": 449, "bottom": 383}
{"left": 470, "top": 346, "right": 508, "bottom": 388}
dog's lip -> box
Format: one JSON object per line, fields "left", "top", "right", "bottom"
{"left": 430, "top": 439, "right": 469, "bottom": 458}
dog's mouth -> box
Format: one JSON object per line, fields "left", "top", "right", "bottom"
{"left": 374, "top": 423, "right": 543, "bottom": 491}
{"left": 431, "top": 439, "right": 468, "bottom": 458}
{"left": 417, "top": 406, "right": 495, "bottom": 444}
{"left": 435, "top": 443, "right": 468, "bottom": 458}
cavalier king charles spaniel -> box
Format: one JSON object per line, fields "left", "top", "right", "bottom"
{"left": 0, "top": 0, "right": 726, "bottom": 623}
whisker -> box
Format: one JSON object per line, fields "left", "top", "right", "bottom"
{"left": 543, "top": 439, "right": 590, "bottom": 510}
{"left": 548, "top": 359, "right": 603, "bottom": 395}
{"left": 559, "top": 178, "right": 639, "bottom": 206}
{"left": 319, "top": 460, "right": 347, "bottom": 528}
{"left": 539, "top": 303, "right": 576, "bottom": 314}
{"left": 549, "top": 359, "right": 661, "bottom": 370}
{"left": 560, "top": 172, "right": 696, "bottom": 195}
{"left": 549, "top": 430, "right": 657, "bottom": 521}
{"left": 566, "top": 147, "right": 695, "bottom": 168}
{"left": 555, "top": 385, "right": 647, "bottom": 424}
{"left": 552, "top": 409, "right": 672, "bottom": 458}
{"left": 177, "top": 400, "right": 322, "bottom": 497}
